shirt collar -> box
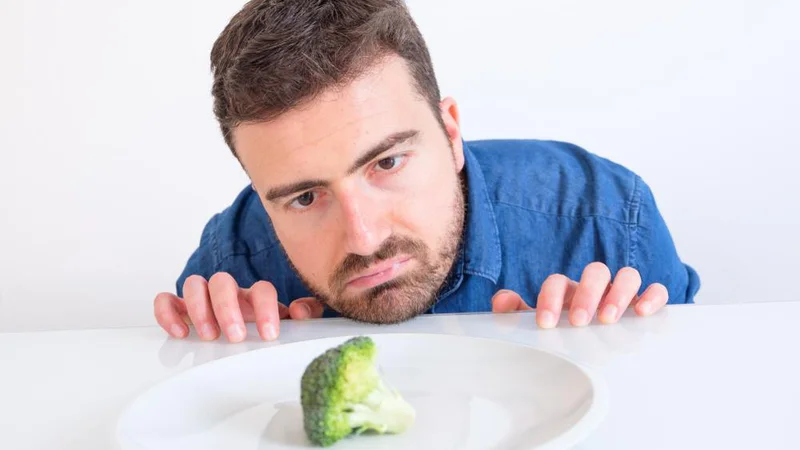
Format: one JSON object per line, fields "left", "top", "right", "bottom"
{"left": 436, "top": 141, "right": 502, "bottom": 299}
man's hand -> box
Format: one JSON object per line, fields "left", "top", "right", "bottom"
{"left": 154, "top": 272, "right": 324, "bottom": 342}
{"left": 491, "top": 262, "right": 668, "bottom": 328}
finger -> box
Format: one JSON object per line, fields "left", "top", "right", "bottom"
{"left": 569, "top": 262, "right": 612, "bottom": 326}
{"left": 634, "top": 283, "right": 669, "bottom": 316}
{"left": 536, "top": 274, "right": 577, "bottom": 329}
{"left": 183, "top": 275, "right": 219, "bottom": 340}
{"left": 247, "top": 281, "right": 280, "bottom": 341}
{"left": 208, "top": 272, "right": 247, "bottom": 343}
{"left": 154, "top": 292, "right": 189, "bottom": 338}
{"left": 491, "top": 289, "right": 533, "bottom": 313}
{"left": 598, "top": 267, "right": 642, "bottom": 324}
{"left": 289, "top": 297, "right": 325, "bottom": 320}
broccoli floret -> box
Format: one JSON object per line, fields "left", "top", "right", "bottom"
{"left": 300, "top": 336, "right": 415, "bottom": 447}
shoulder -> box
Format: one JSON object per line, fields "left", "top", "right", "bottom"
{"left": 175, "top": 186, "right": 289, "bottom": 295}
{"left": 464, "top": 139, "right": 700, "bottom": 304}
{"left": 212, "top": 186, "right": 281, "bottom": 258}
{"left": 196, "top": 185, "right": 281, "bottom": 267}
{"left": 465, "top": 139, "right": 642, "bottom": 224}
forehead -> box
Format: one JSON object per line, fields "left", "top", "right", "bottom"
{"left": 233, "top": 57, "right": 432, "bottom": 179}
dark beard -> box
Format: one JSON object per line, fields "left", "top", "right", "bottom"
{"left": 286, "top": 174, "right": 466, "bottom": 324}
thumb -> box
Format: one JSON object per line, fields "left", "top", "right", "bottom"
{"left": 491, "top": 289, "right": 533, "bottom": 313}
{"left": 288, "top": 297, "right": 325, "bottom": 320}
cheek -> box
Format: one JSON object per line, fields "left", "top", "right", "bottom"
{"left": 271, "top": 222, "right": 336, "bottom": 285}
{"left": 393, "top": 166, "right": 458, "bottom": 241}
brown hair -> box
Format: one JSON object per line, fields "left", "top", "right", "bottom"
{"left": 210, "top": 0, "right": 442, "bottom": 156}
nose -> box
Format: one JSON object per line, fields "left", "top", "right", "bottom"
{"left": 336, "top": 186, "right": 390, "bottom": 256}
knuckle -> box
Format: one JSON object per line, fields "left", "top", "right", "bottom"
{"left": 209, "top": 298, "right": 236, "bottom": 322}
{"left": 545, "top": 273, "right": 570, "bottom": 285}
{"left": 153, "top": 294, "right": 178, "bottom": 317}
{"left": 184, "top": 292, "right": 210, "bottom": 317}
{"left": 492, "top": 290, "right": 513, "bottom": 302}
{"left": 184, "top": 274, "right": 206, "bottom": 287}
{"left": 617, "top": 267, "right": 642, "bottom": 283}
{"left": 587, "top": 261, "right": 611, "bottom": 277}
{"left": 182, "top": 275, "right": 207, "bottom": 296}
{"left": 568, "top": 293, "right": 588, "bottom": 308}
{"left": 153, "top": 304, "right": 168, "bottom": 323}
{"left": 153, "top": 292, "right": 170, "bottom": 307}
{"left": 296, "top": 297, "right": 322, "bottom": 309}
{"left": 188, "top": 300, "right": 208, "bottom": 318}
{"left": 252, "top": 281, "right": 278, "bottom": 302}
{"left": 208, "top": 271, "right": 235, "bottom": 289}
{"left": 653, "top": 283, "right": 669, "bottom": 297}
{"left": 540, "top": 275, "right": 569, "bottom": 301}
{"left": 603, "top": 291, "right": 626, "bottom": 307}
{"left": 209, "top": 291, "right": 231, "bottom": 308}
{"left": 209, "top": 273, "right": 239, "bottom": 303}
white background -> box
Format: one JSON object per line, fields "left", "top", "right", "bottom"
{"left": 1, "top": 0, "right": 798, "bottom": 332}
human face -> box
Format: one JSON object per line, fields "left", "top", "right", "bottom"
{"left": 233, "top": 56, "right": 466, "bottom": 324}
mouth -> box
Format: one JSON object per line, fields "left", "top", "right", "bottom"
{"left": 345, "top": 256, "right": 413, "bottom": 290}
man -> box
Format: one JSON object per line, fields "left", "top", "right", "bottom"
{"left": 154, "top": 0, "right": 700, "bottom": 343}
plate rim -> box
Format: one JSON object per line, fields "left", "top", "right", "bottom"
{"left": 115, "top": 332, "right": 609, "bottom": 450}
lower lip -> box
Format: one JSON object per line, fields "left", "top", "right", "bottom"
{"left": 347, "top": 258, "right": 411, "bottom": 290}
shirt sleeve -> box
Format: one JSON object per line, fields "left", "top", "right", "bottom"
{"left": 175, "top": 214, "right": 220, "bottom": 298}
{"left": 630, "top": 176, "right": 701, "bottom": 304}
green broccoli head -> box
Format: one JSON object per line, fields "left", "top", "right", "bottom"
{"left": 300, "top": 336, "right": 415, "bottom": 447}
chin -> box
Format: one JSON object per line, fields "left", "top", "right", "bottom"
{"left": 334, "top": 279, "right": 435, "bottom": 325}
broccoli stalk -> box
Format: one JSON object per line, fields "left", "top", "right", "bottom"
{"left": 347, "top": 378, "right": 415, "bottom": 434}
{"left": 300, "top": 336, "right": 415, "bottom": 447}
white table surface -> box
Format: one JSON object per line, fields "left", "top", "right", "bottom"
{"left": 1, "top": 302, "right": 798, "bottom": 450}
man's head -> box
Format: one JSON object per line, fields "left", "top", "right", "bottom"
{"left": 210, "top": 0, "right": 467, "bottom": 324}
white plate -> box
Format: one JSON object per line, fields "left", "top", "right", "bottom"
{"left": 116, "top": 333, "right": 608, "bottom": 449}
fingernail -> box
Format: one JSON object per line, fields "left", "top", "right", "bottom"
{"left": 299, "top": 303, "right": 312, "bottom": 319}
{"left": 538, "top": 310, "right": 556, "bottom": 328}
{"left": 227, "top": 324, "right": 245, "bottom": 342}
{"left": 572, "top": 308, "right": 590, "bottom": 326}
{"left": 639, "top": 301, "right": 652, "bottom": 316}
{"left": 201, "top": 323, "right": 215, "bottom": 339}
{"left": 261, "top": 322, "right": 278, "bottom": 341}
{"left": 170, "top": 324, "right": 186, "bottom": 338}
{"left": 600, "top": 305, "right": 618, "bottom": 323}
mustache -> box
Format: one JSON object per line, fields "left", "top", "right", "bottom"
{"left": 330, "top": 235, "right": 427, "bottom": 291}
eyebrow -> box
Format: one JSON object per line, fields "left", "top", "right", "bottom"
{"left": 264, "top": 129, "right": 420, "bottom": 203}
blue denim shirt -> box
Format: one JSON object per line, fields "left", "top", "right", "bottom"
{"left": 177, "top": 139, "right": 700, "bottom": 316}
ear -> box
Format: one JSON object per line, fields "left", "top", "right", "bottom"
{"left": 439, "top": 96, "right": 465, "bottom": 172}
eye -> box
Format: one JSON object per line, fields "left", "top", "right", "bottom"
{"left": 375, "top": 155, "right": 405, "bottom": 171}
{"left": 289, "top": 191, "right": 316, "bottom": 209}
